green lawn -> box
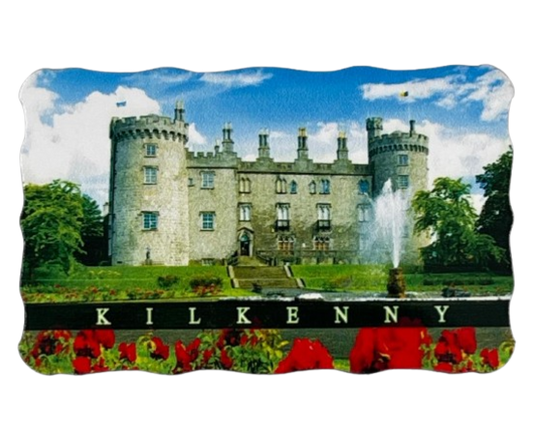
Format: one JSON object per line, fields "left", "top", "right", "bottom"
{"left": 22, "top": 265, "right": 254, "bottom": 302}
{"left": 291, "top": 264, "right": 513, "bottom": 295}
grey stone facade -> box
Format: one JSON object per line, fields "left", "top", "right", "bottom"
{"left": 108, "top": 104, "right": 429, "bottom": 266}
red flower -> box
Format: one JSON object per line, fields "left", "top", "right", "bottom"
{"left": 174, "top": 340, "right": 192, "bottom": 371}
{"left": 94, "top": 330, "right": 115, "bottom": 349}
{"left": 31, "top": 330, "right": 71, "bottom": 358}
{"left": 119, "top": 342, "right": 137, "bottom": 363}
{"left": 72, "top": 356, "right": 92, "bottom": 374}
{"left": 435, "top": 330, "right": 462, "bottom": 364}
{"left": 150, "top": 337, "right": 169, "bottom": 360}
{"left": 481, "top": 348, "right": 500, "bottom": 369}
{"left": 186, "top": 338, "right": 201, "bottom": 362}
{"left": 73, "top": 330, "right": 101, "bottom": 358}
{"left": 349, "top": 324, "right": 429, "bottom": 373}
{"left": 220, "top": 349, "right": 233, "bottom": 370}
{"left": 217, "top": 329, "right": 242, "bottom": 348}
{"left": 434, "top": 328, "right": 478, "bottom": 366}
{"left": 455, "top": 327, "right": 477, "bottom": 355}
{"left": 203, "top": 348, "right": 214, "bottom": 363}
{"left": 275, "top": 338, "right": 334, "bottom": 373}
{"left": 92, "top": 357, "right": 109, "bottom": 373}
{"left": 434, "top": 362, "right": 454, "bottom": 373}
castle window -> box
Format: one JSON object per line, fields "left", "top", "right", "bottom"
{"left": 188, "top": 178, "right": 194, "bottom": 187}
{"left": 290, "top": 180, "right": 298, "bottom": 194}
{"left": 275, "top": 176, "right": 287, "bottom": 194}
{"left": 317, "top": 204, "right": 331, "bottom": 220}
{"left": 357, "top": 204, "right": 371, "bottom": 222}
{"left": 239, "top": 177, "right": 251, "bottom": 193}
{"left": 201, "top": 172, "right": 215, "bottom": 189}
{"left": 317, "top": 204, "right": 331, "bottom": 230}
{"left": 144, "top": 166, "right": 158, "bottom": 184}
{"left": 239, "top": 204, "right": 252, "bottom": 221}
{"left": 142, "top": 212, "right": 158, "bottom": 230}
{"left": 398, "top": 154, "right": 409, "bottom": 166}
{"left": 398, "top": 175, "right": 409, "bottom": 189}
{"left": 200, "top": 212, "right": 215, "bottom": 230}
{"left": 309, "top": 181, "right": 317, "bottom": 194}
{"left": 358, "top": 180, "right": 370, "bottom": 194}
{"left": 277, "top": 203, "right": 290, "bottom": 220}
{"left": 276, "top": 204, "right": 290, "bottom": 231}
{"left": 320, "top": 179, "right": 331, "bottom": 194}
{"left": 277, "top": 236, "right": 294, "bottom": 252}
{"left": 145, "top": 143, "right": 157, "bottom": 157}
{"left": 313, "top": 236, "right": 331, "bottom": 251}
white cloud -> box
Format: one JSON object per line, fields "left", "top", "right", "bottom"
{"left": 200, "top": 70, "right": 273, "bottom": 88}
{"left": 123, "top": 70, "right": 193, "bottom": 87}
{"left": 395, "top": 119, "right": 510, "bottom": 186}
{"left": 20, "top": 73, "right": 160, "bottom": 206}
{"left": 362, "top": 76, "right": 459, "bottom": 102}
{"left": 361, "top": 67, "right": 513, "bottom": 122}
{"left": 463, "top": 68, "right": 514, "bottom": 121}
{"left": 188, "top": 123, "right": 207, "bottom": 148}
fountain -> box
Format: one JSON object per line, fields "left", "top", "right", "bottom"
{"left": 361, "top": 179, "right": 410, "bottom": 298}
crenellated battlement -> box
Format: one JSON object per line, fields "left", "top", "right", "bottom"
{"left": 110, "top": 114, "right": 189, "bottom": 142}
{"left": 368, "top": 128, "right": 429, "bottom": 158}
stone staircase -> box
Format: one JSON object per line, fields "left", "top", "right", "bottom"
{"left": 229, "top": 264, "right": 301, "bottom": 291}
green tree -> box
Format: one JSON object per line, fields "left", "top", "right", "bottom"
{"left": 412, "top": 177, "right": 503, "bottom": 270}
{"left": 76, "top": 194, "right": 106, "bottom": 266}
{"left": 21, "top": 180, "right": 85, "bottom": 281}
{"left": 476, "top": 149, "right": 513, "bottom": 271}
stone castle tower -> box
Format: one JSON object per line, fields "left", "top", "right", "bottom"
{"left": 366, "top": 117, "right": 429, "bottom": 195}
{"left": 366, "top": 117, "right": 430, "bottom": 263}
{"left": 108, "top": 102, "right": 190, "bottom": 265}
{"left": 108, "top": 104, "right": 429, "bottom": 266}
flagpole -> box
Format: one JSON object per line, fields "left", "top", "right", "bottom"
{"left": 400, "top": 91, "right": 410, "bottom": 122}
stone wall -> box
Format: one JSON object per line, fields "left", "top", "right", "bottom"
{"left": 187, "top": 165, "right": 239, "bottom": 263}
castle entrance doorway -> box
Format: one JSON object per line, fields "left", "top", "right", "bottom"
{"left": 239, "top": 233, "right": 252, "bottom": 256}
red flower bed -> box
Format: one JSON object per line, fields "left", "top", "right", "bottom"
{"left": 20, "top": 325, "right": 510, "bottom": 375}
{"left": 275, "top": 338, "right": 334, "bottom": 373}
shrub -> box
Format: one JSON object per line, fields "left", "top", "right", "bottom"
{"left": 157, "top": 275, "right": 179, "bottom": 289}
{"left": 189, "top": 276, "right": 223, "bottom": 296}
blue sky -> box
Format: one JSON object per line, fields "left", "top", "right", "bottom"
{"left": 20, "top": 65, "right": 513, "bottom": 208}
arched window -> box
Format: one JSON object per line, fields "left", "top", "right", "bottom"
{"left": 320, "top": 179, "right": 330, "bottom": 194}
{"left": 358, "top": 179, "right": 369, "bottom": 194}
{"left": 275, "top": 177, "right": 287, "bottom": 194}
{"left": 290, "top": 180, "right": 298, "bottom": 194}
{"left": 277, "top": 236, "right": 295, "bottom": 252}
{"left": 357, "top": 204, "right": 371, "bottom": 222}
{"left": 309, "top": 181, "right": 317, "bottom": 194}
{"left": 239, "top": 177, "right": 251, "bottom": 193}
{"left": 313, "top": 236, "right": 330, "bottom": 251}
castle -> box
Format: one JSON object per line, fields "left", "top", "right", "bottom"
{"left": 108, "top": 102, "right": 429, "bottom": 266}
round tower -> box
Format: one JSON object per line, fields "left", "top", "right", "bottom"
{"left": 366, "top": 117, "right": 430, "bottom": 264}
{"left": 109, "top": 102, "right": 190, "bottom": 265}
{"left": 366, "top": 117, "right": 428, "bottom": 196}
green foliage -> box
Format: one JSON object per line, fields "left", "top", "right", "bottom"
{"left": 189, "top": 276, "right": 223, "bottom": 296}
{"left": 76, "top": 194, "right": 106, "bottom": 266}
{"left": 21, "top": 180, "right": 85, "bottom": 280}
{"left": 157, "top": 275, "right": 179, "bottom": 289}
{"left": 476, "top": 149, "right": 513, "bottom": 271}
{"left": 412, "top": 177, "right": 503, "bottom": 269}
